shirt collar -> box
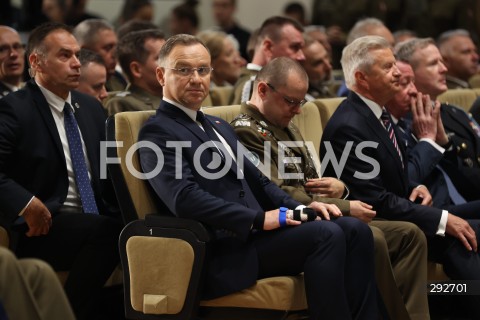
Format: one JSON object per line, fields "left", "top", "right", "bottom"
{"left": 163, "top": 97, "right": 199, "bottom": 122}
{"left": 37, "top": 82, "right": 72, "bottom": 113}
{"left": 356, "top": 92, "right": 383, "bottom": 120}
{"left": 246, "top": 63, "right": 262, "bottom": 71}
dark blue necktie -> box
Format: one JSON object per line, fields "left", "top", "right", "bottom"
{"left": 64, "top": 103, "right": 99, "bottom": 214}
{"left": 196, "top": 111, "right": 225, "bottom": 158}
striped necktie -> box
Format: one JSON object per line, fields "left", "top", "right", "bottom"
{"left": 381, "top": 108, "right": 403, "bottom": 167}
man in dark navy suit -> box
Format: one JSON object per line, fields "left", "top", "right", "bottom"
{"left": 395, "top": 37, "right": 480, "bottom": 203}
{"left": 386, "top": 60, "right": 480, "bottom": 218}
{"left": 138, "top": 34, "right": 378, "bottom": 320}
{"left": 321, "top": 35, "right": 480, "bottom": 319}
{"left": 0, "top": 22, "right": 122, "bottom": 320}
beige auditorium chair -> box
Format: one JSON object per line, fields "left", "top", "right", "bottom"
{"left": 209, "top": 86, "right": 234, "bottom": 107}
{"left": 106, "top": 110, "right": 308, "bottom": 320}
{"left": 438, "top": 89, "right": 477, "bottom": 113}
{"left": 311, "top": 97, "right": 345, "bottom": 130}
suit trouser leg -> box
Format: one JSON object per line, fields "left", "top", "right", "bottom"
{"left": 0, "top": 247, "right": 75, "bottom": 320}
{"left": 253, "top": 216, "right": 377, "bottom": 320}
{"left": 371, "top": 221, "right": 429, "bottom": 320}
{"left": 428, "top": 219, "right": 480, "bottom": 319}
{"left": 15, "top": 213, "right": 123, "bottom": 320}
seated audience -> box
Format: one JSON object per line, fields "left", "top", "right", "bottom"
{"left": 104, "top": 29, "right": 165, "bottom": 115}
{"left": 169, "top": 0, "right": 199, "bottom": 36}
{"left": 301, "top": 34, "right": 335, "bottom": 99}
{"left": 396, "top": 37, "right": 480, "bottom": 202}
{"left": 230, "top": 16, "right": 305, "bottom": 104}
{"left": 0, "top": 22, "right": 123, "bottom": 320}
{"left": 138, "top": 33, "right": 378, "bottom": 320}
{"left": 197, "top": 30, "right": 245, "bottom": 87}
{"left": 437, "top": 29, "right": 479, "bottom": 89}
{"left": 211, "top": 0, "right": 250, "bottom": 60}
{"left": 77, "top": 48, "right": 108, "bottom": 102}
{"left": 0, "top": 246, "right": 75, "bottom": 320}
{"left": 0, "top": 26, "right": 25, "bottom": 98}
{"left": 321, "top": 35, "right": 480, "bottom": 319}
{"left": 74, "top": 19, "right": 127, "bottom": 91}
{"left": 386, "top": 60, "right": 480, "bottom": 212}
{"left": 232, "top": 57, "right": 428, "bottom": 319}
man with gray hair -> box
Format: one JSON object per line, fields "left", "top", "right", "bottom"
{"left": 74, "top": 18, "right": 127, "bottom": 91}
{"left": 321, "top": 35, "right": 480, "bottom": 319}
{"left": 337, "top": 17, "right": 394, "bottom": 97}
{"left": 395, "top": 37, "right": 480, "bottom": 203}
{"left": 437, "top": 29, "right": 479, "bottom": 89}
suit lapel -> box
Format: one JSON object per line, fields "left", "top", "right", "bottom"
{"left": 159, "top": 101, "right": 238, "bottom": 175}
{"left": 350, "top": 92, "right": 407, "bottom": 180}
{"left": 29, "top": 81, "right": 65, "bottom": 160}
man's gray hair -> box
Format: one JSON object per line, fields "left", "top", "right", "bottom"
{"left": 437, "top": 29, "right": 472, "bottom": 56}
{"left": 73, "top": 19, "right": 114, "bottom": 47}
{"left": 341, "top": 35, "right": 390, "bottom": 88}
{"left": 346, "top": 17, "right": 386, "bottom": 45}
{"left": 394, "top": 38, "right": 435, "bottom": 68}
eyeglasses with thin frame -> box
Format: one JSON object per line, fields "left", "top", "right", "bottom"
{"left": 0, "top": 43, "right": 26, "bottom": 58}
{"left": 164, "top": 66, "right": 214, "bottom": 77}
{"left": 266, "top": 83, "right": 307, "bottom": 108}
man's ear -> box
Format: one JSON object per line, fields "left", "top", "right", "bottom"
{"left": 257, "top": 81, "right": 268, "bottom": 99}
{"left": 262, "top": 38, "right": 274, "bottom": 60}
{"left": 156, "top": 66, "right": 165, "bottom": 86}
{"left": 130, "top": 61, "right": 142, "bottom": 79}
{"left": 354, "top": 70, "right": 369, "bottom": 89}
{"left": 29, "top": 53, "right": 41, "bottom": 74}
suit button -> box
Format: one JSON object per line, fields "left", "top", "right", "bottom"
{"left": 239, "top": 190, "right": 245, "bottom": 198}
{"left": 461, "top": 143, "right": 468, "bottom": 150}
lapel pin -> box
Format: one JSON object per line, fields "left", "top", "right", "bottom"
{"left": 74, "top": 102, "right": 80, "bottom": 109}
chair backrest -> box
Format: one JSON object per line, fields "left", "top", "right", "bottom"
{"left": 107, "top": 111, "right": 158, "bottom": 223}
{"left": 203, "top": 104, "right": 241, "bottom": 122}
{"left": 0, "top": 227, "right": 9, "bottom": 248}
{"left": 209, "top": 86, "right": 234, "bottom": 106}
{"left": 312, "top": 97, "right": 345, "bottom": 130}
{"left": 438, "top": 89, "right": 477, "bottom": 113}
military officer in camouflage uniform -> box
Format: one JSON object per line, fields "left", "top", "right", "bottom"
{"left": 233, "top": 57, "right": 430, "bottom": 320}
{"left": 104, "top": 29, "right": 165, "bottom": 116}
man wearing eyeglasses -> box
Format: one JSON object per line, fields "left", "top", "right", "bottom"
{"left": 0, "top": 26, "right": 25, "bottom": 98}
{"left": 233, "top": 57, "right": 430, "bottom": 320}
{"left": 139, "top": 34, "right": 379, "bottom": 319}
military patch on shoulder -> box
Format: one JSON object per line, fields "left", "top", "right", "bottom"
{"left": 246, "top": 151, "right": 260, "bottom": 167}
{"left": 234, "top": 120, "right": 251, "bottom": 127}
{"left": 115, "top": 91, "right": 131, "bottom": 97}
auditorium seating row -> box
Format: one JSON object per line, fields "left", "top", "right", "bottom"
{"left": 5, "top": 88, "right": 477, "bottom": 318}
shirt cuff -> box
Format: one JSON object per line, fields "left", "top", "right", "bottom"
{"left": 19, "top": 196, "right": 35, "bottom": 216}
{"left": 295, "top": 204, "right": 307, "bottom": 210}
{"left": 436, "top": 210, "right": 449, "bottom": 236}
{"left": 419, "top": 138, "right": 445, "bottom": 154}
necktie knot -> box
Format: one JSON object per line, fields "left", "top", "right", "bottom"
{"left": 196, "top": 111, "right": 206, "bottom": 123}
{"left": 64, "top": 102, "right": 72, "bottom": 114}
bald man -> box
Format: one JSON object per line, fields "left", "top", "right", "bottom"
{"left": 0, "top": 26, "right": 25, "bottom": 98}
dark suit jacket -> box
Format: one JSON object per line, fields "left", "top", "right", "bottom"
{"left": 320, "top": 91, "right": 443, "bottom": 236}
{"left": 0, "top": 82, "right": 13, "bottom": 99}
{"left": 0, "top": 80, "right": 114, "bottom": 229}
{"left": 139, "top": 100, "right": 300, "bottom": 299}
{"left": 440, "top": 103, "right": 480, "bottom": 201}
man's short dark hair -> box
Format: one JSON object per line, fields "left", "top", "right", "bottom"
{"left": 118, "top": 29, "right": 165, "bottom": 82}
{"left": 27, "top": 22, "right": 73, "bottom": 57}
